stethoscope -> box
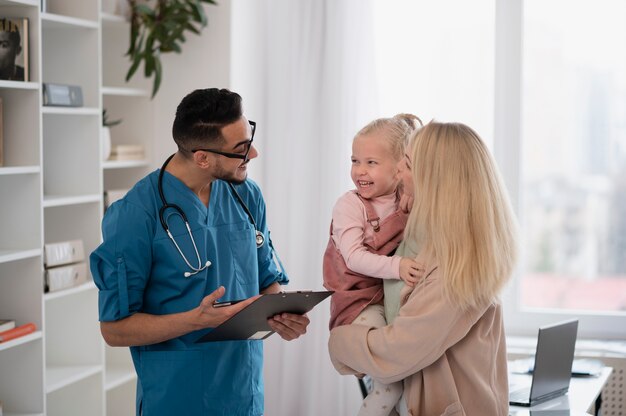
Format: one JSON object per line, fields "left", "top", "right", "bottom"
{"left": 158, "top": 154, "right": 265, "bottom": 277}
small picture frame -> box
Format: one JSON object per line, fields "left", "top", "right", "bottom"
{"left": 0, "top": 17, "right": 29, "bottom": 82}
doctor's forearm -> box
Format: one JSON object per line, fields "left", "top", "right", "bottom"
{"left": 260, "top": 281, "right": 281, "bottom": 295}
{"left": 100, "top": 286, "right": 258, "bottom": 346}
{"left": 100, "top": 311, "right": 199, "bottom": 347}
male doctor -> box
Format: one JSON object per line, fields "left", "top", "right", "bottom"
{"left": 90, "top": 88, "right": 309, "bottom": 416}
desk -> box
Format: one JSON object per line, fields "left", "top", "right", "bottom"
{"left": 509, "top": 367, "right": 612, "bottom": 416}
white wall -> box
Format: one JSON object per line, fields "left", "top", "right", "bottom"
{"left": 151, "top": 0, "right": 234, "bottom": 169}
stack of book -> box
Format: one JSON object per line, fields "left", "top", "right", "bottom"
{"left": 0, "top": 319, "right": 36, "bottom": 343}
{"left": 109, "top": 144, "right": 144, "bottom": 161}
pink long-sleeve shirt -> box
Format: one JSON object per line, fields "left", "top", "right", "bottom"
{"left": 331, "top": 190, "right": 402, "bottom": 279}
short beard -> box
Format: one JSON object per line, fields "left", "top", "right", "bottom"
{"left": 213, "top": 164, "right": 247, "bottom": 184}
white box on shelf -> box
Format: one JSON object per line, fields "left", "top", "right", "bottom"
{"left": 44, "top": 239, "right": 85, "bottom": 268}
{"left": 45, "top": 262, "right": 87, "bottom": 293}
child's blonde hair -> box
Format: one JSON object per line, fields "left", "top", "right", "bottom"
{"left": 404, "top": 121, "right": 518, "bottom": 310}
{"left": 355, "top": 114, "right": 423, "bottom": 161}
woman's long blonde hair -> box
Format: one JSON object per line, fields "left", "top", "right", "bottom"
{"left": 404, "top": 122, "right": 518, "bottom": 310}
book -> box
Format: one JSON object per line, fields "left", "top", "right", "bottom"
{"left": 109, "top": 144, "right": 145, "bottom": 161}
{"left": 0, "top": 17, "right": 29, "bottom": 82}
{"left": 0, "top": 322, "right": 36, "bottom": 342}
{"left": 0, "top": 319, "right": 15, "bottom": 332}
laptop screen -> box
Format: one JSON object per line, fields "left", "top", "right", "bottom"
{"left": 530, "top": 319, "right": 578, "bottom": 401}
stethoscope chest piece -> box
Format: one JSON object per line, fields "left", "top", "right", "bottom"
{"left": 255, "top": 230, "right": 265, "bottom": 248}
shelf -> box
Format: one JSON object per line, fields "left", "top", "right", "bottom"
{"left": 42, "top": 194, "right": 101, "bottom": 208}
{"left": 0, "top": 80, "right": 39, "bottom": 90}
{"left": 103, "top": 159, "right": 149, "bottom": 169}
{"left": 0, "top": 248, "right": 41, "bottom": 264}
{"left": 101, "top": 86, "right": 149, "bottom": 97}
{"left": 44, "top": 281, "right": 96, "bottom": 302}
{"left": 41, "top": 13, "right": 99, "bottom": 30}
{"left": 105, "top": 367, "right": 136, "bottom": 391}
{"left": 41, "top": 106, "right": 100, "bottom": 116}
{"left": 0, "top": 166, "right": 40, "bottom": 176}
{"left": 46, "top": 364, "right": 103, "bottom": 394}
{"left": 0, "top": 0, "right": 38, "bottom": 6}
{"left": 0, "top": 331, "right": 42, "bottom": 352}
{"left": 101, "top": 13, "right": 127, "bottom": 26}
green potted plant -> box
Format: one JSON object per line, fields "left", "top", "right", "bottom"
{"left": 125, "top": 0, "right": 218, "bottom": 98}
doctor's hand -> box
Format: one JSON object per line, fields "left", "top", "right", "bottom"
{"left": 194, "top": 286, "right": 259, "bottom": 329}
{"left": 267, "top": 313, "right": 310, "bottom": 341}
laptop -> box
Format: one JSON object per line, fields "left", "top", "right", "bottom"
{"left": 509, "top": 319, "right": 578, "bottom": 407}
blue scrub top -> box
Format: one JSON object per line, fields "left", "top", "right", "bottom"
{"left": 90, "top": 170, "right": 288, "bottom": 416}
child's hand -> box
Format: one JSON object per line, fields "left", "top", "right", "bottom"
{"left": 399, "top": 258, "right": 424, "bottom": 286}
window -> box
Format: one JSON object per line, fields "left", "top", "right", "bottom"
{"left": 372, "top": 0, "right": 495, "bottom": 142}
{"left": 374, "top": 0, "right": 626, "bottom": 337}
{"left": 520, "top": 0, "right": 626, "bottom": 314}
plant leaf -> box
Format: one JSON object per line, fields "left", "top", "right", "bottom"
{"left": 125, "top": 0, "right": 216, "bottom": 98}
{"left": 144, "top": 51, "right": 155, "bottom": 77}
{"left": 136, "top": 4, "right": 155, "bottom": 16}
{"left": 151, "top": 57, "right": 163, "bottom": 98}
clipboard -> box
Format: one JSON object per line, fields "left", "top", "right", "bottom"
{"left": 195, "top": 290, "right": 333, "bottom": 342}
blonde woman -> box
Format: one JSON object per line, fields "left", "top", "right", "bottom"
{"left": 328, "top": 122, "right": 518, "bottom": 416}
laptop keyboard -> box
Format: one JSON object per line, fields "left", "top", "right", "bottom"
{"left": 509, "top": 386, "right": 531, "bottom": 403}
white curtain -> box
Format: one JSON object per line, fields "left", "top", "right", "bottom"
{"left": 231, "top": 1, "right": 379, "bottom": 414}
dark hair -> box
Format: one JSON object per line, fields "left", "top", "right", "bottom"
{"left": 0, "top": 18, "right": 22, "bottom": 46}
{"left": 172, "top": 88, "right": 243, "bottom": 153}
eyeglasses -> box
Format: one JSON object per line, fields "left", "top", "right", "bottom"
{"left": 192, "top": 120, "right": 256, "bottom": 162}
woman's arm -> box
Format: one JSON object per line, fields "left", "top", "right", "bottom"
{"left": 328, "top": 273, "right": 486, "bottom": 384}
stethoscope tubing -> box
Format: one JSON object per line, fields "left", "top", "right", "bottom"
{"left": 157, "top": 154, "right": 264, "bottom": 277}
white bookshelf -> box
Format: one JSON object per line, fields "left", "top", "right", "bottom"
{"left": 0, "top": 4, "right": 43, "bottom": 415}
{"left": 46, "top": 365, "right": 103, "bottom": 394}
{"left": 103, "top": 159, "right": 149, "bottom": 169}
{"left": 0, "top": 248, "right": 41, "bottom": 264}
{"left": 42, "top": 194, "right": 101, "bottom": 207}
{"left": 0, "top": 331, "right": 42, "bottom": 352}
{"left": 41, "top": 12, "right": 98, "bottom": 29}
{"left": 0, "top": 1, "right": 148, "bottom": 414}
{"left": 100, "top": 9, "right": 149, "bottom": 414}
{"left": 0, "top": 166, "right": 40, "bottom": 175}
{"left": 101, "top": 86, "right": 149, "bottom": 98}
{"left": 41, "top": 106, "right": 100, "bottom": 115}
{"left": 0, "top": 80, "right": 39, "bottom": 89}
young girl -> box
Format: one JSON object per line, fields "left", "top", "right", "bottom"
{"left": 323, "top": 114, "right": 423, "bottom": 416}
{"left": 328, "top": 121, "right": 519, "bottom": 416}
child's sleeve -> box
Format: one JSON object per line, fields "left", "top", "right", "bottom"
{"left": 332, "top": 193, "right": 401, "bottom": 279}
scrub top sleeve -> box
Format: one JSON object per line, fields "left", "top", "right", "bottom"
{"left": 251, "top": 187, "right": 289, "bottom": 289}
{"left": 90, "top": 200, "right": 154, "bottom": 322}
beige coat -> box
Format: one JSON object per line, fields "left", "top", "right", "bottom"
{"left": 328, "top": 267, "right": 509, "bottom": 416}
